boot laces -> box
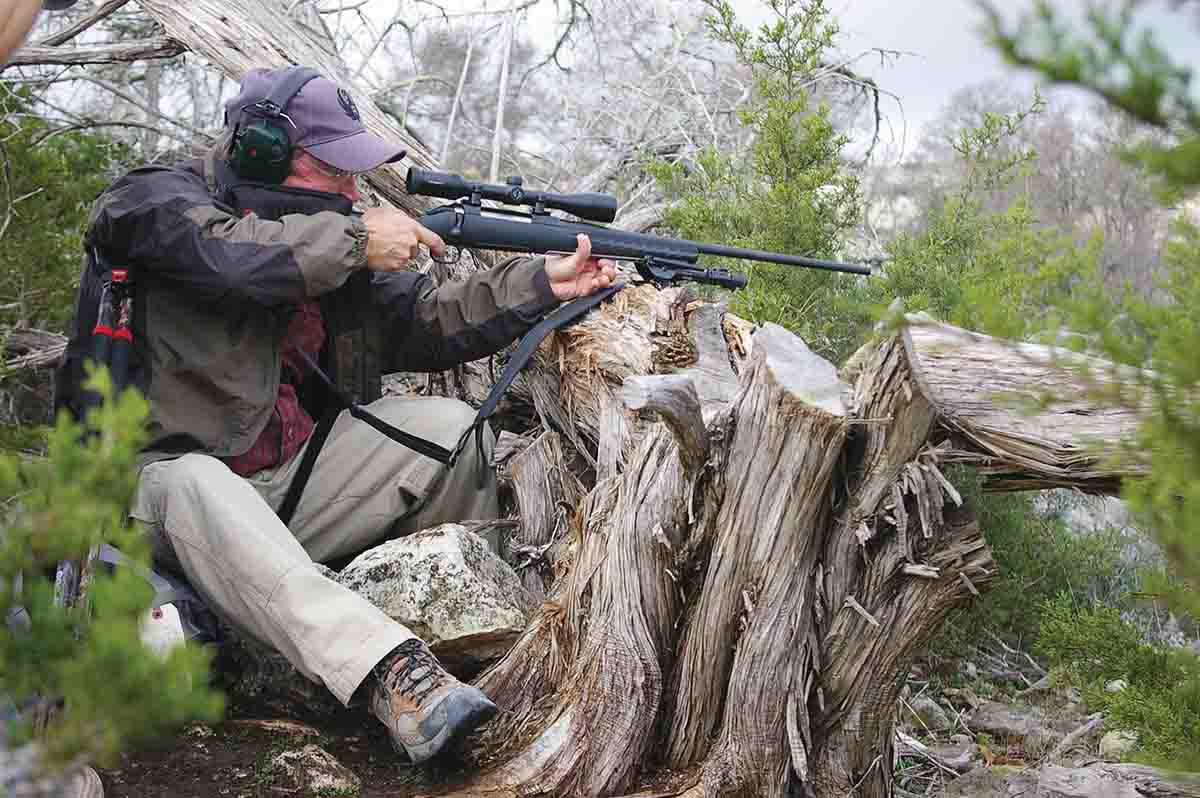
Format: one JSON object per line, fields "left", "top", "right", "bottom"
{"left": 375, "top": 638, "right": 447, "bottom": 706}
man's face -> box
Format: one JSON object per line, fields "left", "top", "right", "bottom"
{"left": 284, "top": 150, "right": 361, "bottom": 202}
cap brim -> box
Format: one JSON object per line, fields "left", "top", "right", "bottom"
{"left": 303, "top": 131, "right": 406, "bottom": 174}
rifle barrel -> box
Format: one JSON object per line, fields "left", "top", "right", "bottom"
{"left": 696, "top": 242, "right": 870, "bottom": 275}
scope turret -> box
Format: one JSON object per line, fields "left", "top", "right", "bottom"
{"left": 406, "top": 168, "right": 618, "bottom": 224}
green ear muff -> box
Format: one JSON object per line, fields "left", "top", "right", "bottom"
{"left": 227, "top": 67, "right": 322, "bottom": 184}
{"left": 229, "top": 123, "right": 294, "bottom": 184}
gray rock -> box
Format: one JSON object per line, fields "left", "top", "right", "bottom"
{"left": 216, "top": 625, "right": 345, "bottom": 715}
{"left": 944, "top": 765, "right": 1035, "bottom": 798}
{"left": 944, "top": 686, "right": 982, "bottom": 709}
{"left": 337, "top": 524, "right": 533, "bottom": 672}
{"left": 1037, "top": 763, "right": 1200, "bottom": 798}
{"left": 968, "top": 700, "right": 1060, "bottom": 754}
{"left": 271, "top": 745, "right": 360, "bottom": 797}
{"left": 930, "top": 742, "right": 980, "bottom": 772}
{"left": 1039, "top": 764, "right": 1140, "bottom": 798}
{"left": 1098, "top": 730, "right": 1138, "bottom": 760}
{"left": 905, "top": 694, "right": 953, "bottom": 732}
{"left": 1104, "top": 679, "right": 1128, "bottom": 693}
{"left": 216, "top": 529, "right": 532, "bottom": 713}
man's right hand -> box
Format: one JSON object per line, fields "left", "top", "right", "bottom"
{"left": 361, "top": 207, "right": 446, "bottom": 273}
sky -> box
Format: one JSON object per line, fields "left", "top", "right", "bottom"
{"left": 822, "top": 0, "right": 1198, "bottom": 157}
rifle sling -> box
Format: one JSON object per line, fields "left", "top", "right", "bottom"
{"left": 452, "top": 283, "right": 626, "bottom": 467}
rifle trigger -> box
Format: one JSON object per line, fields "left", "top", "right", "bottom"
{"left": 450, "top": 205, "right": 465, "bottom": 238}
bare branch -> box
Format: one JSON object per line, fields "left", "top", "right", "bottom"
{"left": 36, "top": 0, "right": 131, "bottom": 47}
{"left": 441, "top": 30, "right": 476, "bottom": 166}
{"left": 70, "top": 74, "right": 210, "bottom": 140}
{"left": 490, "top": 0, "right": 520, "bottom": 183}
{"left": 4, "top": 38, "right": 184, "bottom": 69}
{"left": 20, "top": 85, "right": 199, "bottom": 149}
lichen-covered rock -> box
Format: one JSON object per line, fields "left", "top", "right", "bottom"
{"left": 215, "top": 530, "right": 531, "bottom": 711}
{"left": 337, "top": 524, "right": 533, "bottom": 672}
{"left": 1099, "top": 730, "right": 1138, "bottom": 760}
{"left": 944, "top": 765, "right": 1033, "bottom": 798}
{"left": 904, "top": 694, "right": 952, "bottom": 732}
{"left": 271, "top": 745, "right": 360, "bottom": 796}
{"left": 943, "top": 686, "right": 982, "bottom": 710}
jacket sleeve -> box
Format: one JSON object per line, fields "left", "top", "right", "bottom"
{"left": 86, "top": 166, "right": 368, "bottom": 306}
{"left": 376, "top": 255, "right": 560, "bottom": 373}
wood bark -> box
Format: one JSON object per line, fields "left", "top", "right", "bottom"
{"left": 507, "top": 431, "right": 584, "bottom": 602}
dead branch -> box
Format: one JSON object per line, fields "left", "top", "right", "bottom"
{"left": 4, "top": 38, "right": 184, "bottom": 69}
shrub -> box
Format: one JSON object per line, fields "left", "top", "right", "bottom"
{"left": 1037, "top": 593, "right": 1200, "bottom": 767}
{"left": 933, "top": 471, "right": 1134, "bottom": 656}
{"left": 0, "top": 369, "right": 223, "bottom": 769}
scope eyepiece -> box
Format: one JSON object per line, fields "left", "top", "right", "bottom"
{"left": 406, "top": 168, "right": 618, "bottom": 224}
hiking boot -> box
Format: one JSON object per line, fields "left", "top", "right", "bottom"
{"left": 369, "top": 638, "right": 497, "bottom": 764}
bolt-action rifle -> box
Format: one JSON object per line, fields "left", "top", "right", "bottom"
{"left": 401, "top": 169, "right": 870, "bottom": 471}
{"left": 405, "top": 169, "right": 871, "bottom": 287}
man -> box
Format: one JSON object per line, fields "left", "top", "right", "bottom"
{"left": 54, "top": 66, "right": 617, "bottom": 764}
{"left": 1, "top": 0, "right": 79, "bottom": 65}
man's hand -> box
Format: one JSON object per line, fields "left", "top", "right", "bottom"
{"left": 544, "top": 234, "right": 618, "bottom": 301}
{"left": 362, "top": 207, "right": 446, "bottom": 272}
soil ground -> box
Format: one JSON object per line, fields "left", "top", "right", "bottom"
{"left": 95, "top": 698, "right": 477, "bottom": 798}
{"left": 95, "top": 696, "right": 701, "bottom": 798}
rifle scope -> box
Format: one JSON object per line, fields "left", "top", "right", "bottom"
{"left": 406, "top": 169, "right": 618, "bottom": 224}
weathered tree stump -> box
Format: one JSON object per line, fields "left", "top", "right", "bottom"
{"left": 444, "top": 304, "right": 1134, "bottom": 798}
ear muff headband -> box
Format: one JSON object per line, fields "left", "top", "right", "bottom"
{"left": 229, "top": 67, "right": 322, "bottom": 184}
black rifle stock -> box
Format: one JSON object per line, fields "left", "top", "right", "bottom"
{"left": 405, "top": 169, "right": 870, "bottom": 288}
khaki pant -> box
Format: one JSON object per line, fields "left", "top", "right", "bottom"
{"left": 131, "top": 396, "right": 498, "bottom": 705}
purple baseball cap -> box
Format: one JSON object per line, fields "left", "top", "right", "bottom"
{"left": 225, "top": 67, "right": 406, "bottom": 174}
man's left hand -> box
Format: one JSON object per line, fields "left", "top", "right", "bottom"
{"left": 544, "top": 234, "right": 618, "bottom": 301}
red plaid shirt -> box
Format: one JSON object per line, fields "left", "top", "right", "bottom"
{"left": 222, "top": 301, "right": 324, "bottom": 477}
